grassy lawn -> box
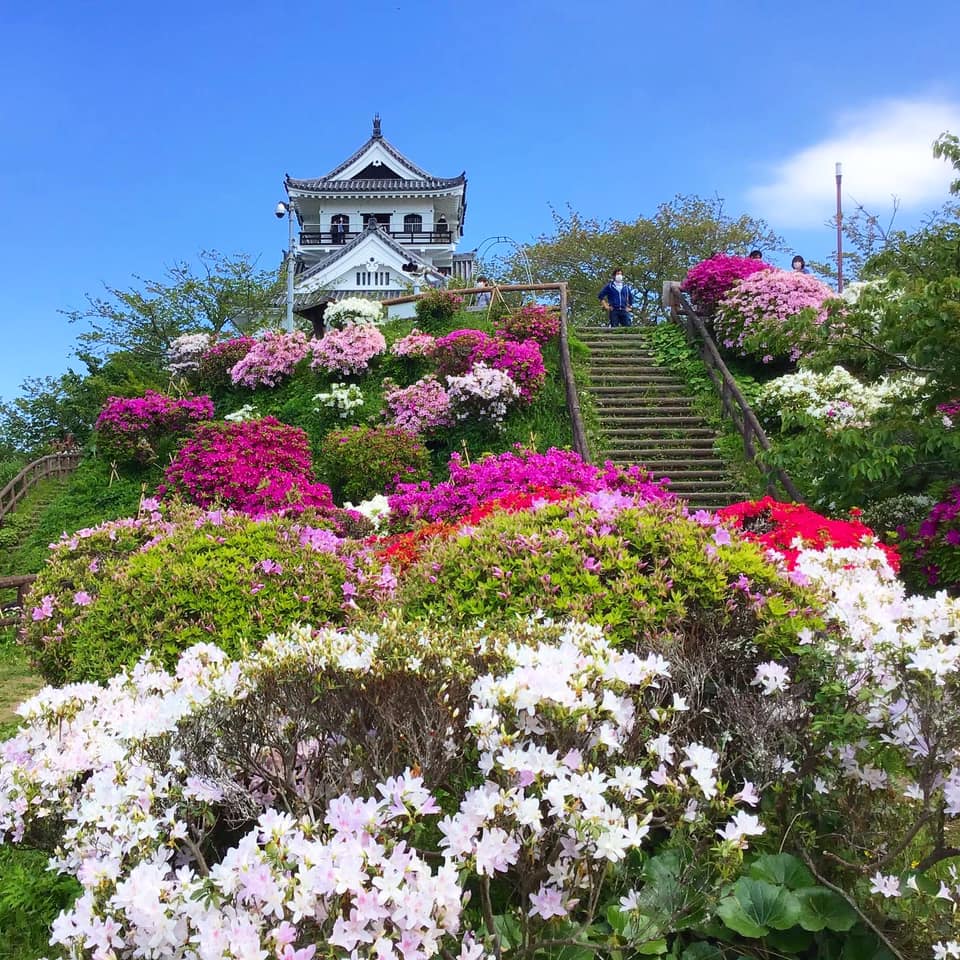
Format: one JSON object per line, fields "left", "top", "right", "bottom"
{"left": 0, "top": 631, "right": 43, "bottom": 734}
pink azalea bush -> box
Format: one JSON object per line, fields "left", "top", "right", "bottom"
{"left": 95, "top": 391, "right": 214, "bottom": 463}
{"left": 469, "top": 337, "right": 547, "bottom": 403}
{"left": 431, "top": 328, "right": 492, "bottom": 378}
{"left": 166, "top": 332, "right": 214, "bottom": 377}
{"left": 382, "top": 376, "right": 452, "bottom": 436}
{"left": 310, "top": 323, "right": 387, "bottom": 377}
{"left": 681, "top": 254, "right": 772, "bottom": 313}
{"left": 390, "top": 329, "right": 437, "bottom": 359}
{"left": 230, "top": 330, "right": 313, "bottom": 388}
{"left": 388, "top": 446, "right": 673, "bottom": 525}
{"left": 715, "top": 269, "right": 836, "bottom": 362}
{"left": 160, "top": 417, "right": 334, "bottom": 515}
{"left": 494, "top": 304, "right": 560, "bottom": 344}
{"left": 445, "top": 363, "right": 520, "bottom": 429}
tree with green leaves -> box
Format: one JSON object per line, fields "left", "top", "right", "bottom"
{"left": 499, "top": 195, "right": 783, "bottom": 320}
{"left": 62, "top": 250, "right": 282, "bottom": 366}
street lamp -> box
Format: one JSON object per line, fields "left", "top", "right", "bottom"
{"left": 835, "top": 163, "right": 844, "bottom": 294}
{"left": 275, "top": 200, "right": 297, "bottom": 332}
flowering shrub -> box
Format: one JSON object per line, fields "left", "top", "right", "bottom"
{"left": 160, "top": 417, "right": 335, "bottom": 515}
{"left": 310, "top": 323, "right": 387, "bottom": 377}
{"left": 223, "top": 402, "right": 260, "bottom": 421}
{"left": 390, "top": 328, "right": 437, "bottom": 359}
{"left": 469, "top": 336, "right": 547, "bottom": 403}
{"left": 900, "top": 486, "right": 960, "bottom": 593}
{"left": 313, "top": 382, "right": 364, "bottom": 419}
{"left": 382, "top": 376, "right": 452, "bottom": 435}
{"left": 165, "top": 331, "right": 213, "bottom": 376}
{"left": 756, "top": 365, "right": 927, "bottom": 431}
{"left": 715, "top": 497, "right": 900, "bottom": 571}
{"left": 937, "top": 398, "right": 960, "bottom": 428}
{"left": 389, "top": 446, "right": 673, "bottom": 526}
{"left": 431, "top": 328, "right": 493, "bottom": 378}
{"left": 324, "top": 296, "right": 384, "bottom": 327}
{"left": 414, "top": 288, "right": 463, "bottom": 332}
{"left": 715, "top": 269, "right": 836, "bottom": 362}
{"left": 21, "top": 503, "right": 381, "bottom": 683}
{"left": 445, "top": 362, "right": 521, "bottom": 430}
{"left": 94, "top": 391, "right": 214, "bottom": 463}
{"left": 196, "top": 336, "right": 257, "bottom": 392}
{"left": 494, "top": 304, "right": 560, "bottom": 344}
{"left": 318, "top": 424, "right": 431, "bottom": 504}
{"left": 681, "top": 254, "right": 772, "bottom": 313}
{"left": 230, "top": 330, "right": 313, "bottom": 388}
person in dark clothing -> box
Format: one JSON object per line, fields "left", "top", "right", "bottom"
{"left": 749, "top": 249, "right": 763, "bottom": 260}
{"left": 597, "top": 268, "right": 635, "bottom": 327}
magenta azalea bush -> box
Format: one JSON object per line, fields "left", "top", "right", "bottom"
{"left": 160, "top": 417, "right": 334, "bottom": 516}
{"left": 95, "top": 392, "right": 214, "bottom": 463}
{"left": 681, "top": 254, "right": 773, "bottom": 313}
{"left": 230, "top": 330, "right": 313, "bottom": 389}
{"left": 196, "top": 336, "right": 257, "bottom": 392}
{"left": 382, "top": 376, "right": 452, "bottom": 436}
{"left": 715, "top": 270, "right": 836, "bottom": 362}
{"left": 431, "top": 329, "right": 492, "bottom": 379}
{"left": 388, "top": 446, "right": 673, "bottom": 526}
{"left": 311, "top": 323, "right": 387, "bottom": 377}
{"left": 902, "top": 486, "right": 960, "bottom": 593}
{"left": 469, "top": 337, "right": 546, "bottom": 403}
{"left": 494, "top": 304, "right": 560, "bottom": 344}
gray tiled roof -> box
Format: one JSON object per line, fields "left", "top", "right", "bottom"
{"left": 285, "top": 175, "right": 465, "bottom": 193}
{"left": 322, "top": 126, "right": 435, "bottom": 180}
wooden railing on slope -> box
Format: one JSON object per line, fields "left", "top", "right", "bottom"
{"left": 0, "top": 575, "right": 37, "bottom": 628}
{"left": 383, "top": 282, "right": 591, "bottom": 462}
{"left": 663, "top": 282, "right": 801, "bottom": 503}
{"left": 0, "top": 451, "right": 82, "bottom": 524}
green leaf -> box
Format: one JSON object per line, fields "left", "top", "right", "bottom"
{"left": 765, "top": 926, "right": 815, "bottom": 952}
{"left": 748, "top": 853, "right": 814, "bottom": 889}
{"left": 716, "top": 878, "right": 801, "bottom": 938}
{"left": 493, "top": 913, "right": 522, "bottom": 950}
{"left": 635, "top": 939, "right": 668, "bottom": 956}
{"left": 795, "top": 886, "right": 858, "bottom": 932}
{"left": 606, "top": 904, "right": 628, "bottom": 936}
{"left": 680, "top": 945, "right": 724, "bottom": 960}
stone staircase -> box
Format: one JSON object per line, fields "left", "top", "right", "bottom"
{"left": 577, "top": 327, "right": 749, "bottom": 510}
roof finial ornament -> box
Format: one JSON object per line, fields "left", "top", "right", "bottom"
{"left": 372, "top": 113, "right": 382, "bottom": 138}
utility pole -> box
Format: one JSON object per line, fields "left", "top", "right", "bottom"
{"left": 835, "top": 163, "right": 844, "bottom": 294}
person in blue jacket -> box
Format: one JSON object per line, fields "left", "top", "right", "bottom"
{"left": 598, "top": 268, "right": 635, "bottom": 327}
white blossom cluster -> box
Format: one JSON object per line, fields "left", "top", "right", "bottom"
{"left": 445, "top": 363, "right": 521, "bottom": 430}
{"left": 343, "top": 494, "right": 391, "bottom": 530}
{"left": 166, "top": 332, "right": 214, "bottom": 376}
{"left": 756, "top": 365, "right": 926, "bottom": 430}
{"left": 223, "top": 403, "right": 260, "bottom": 422}
{"left": 325, "top": 297, "right": 385, "bottom": 328}
{"left": 313, "top": 382, "right": 365, "bottom": 419}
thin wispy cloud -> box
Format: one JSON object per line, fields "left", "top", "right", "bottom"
{"left": 747, "top": 98, "right": 960, "bottom": 227}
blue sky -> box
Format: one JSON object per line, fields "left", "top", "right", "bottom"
{"left": 1, "top": 0, "right": 958, "bottom": 402}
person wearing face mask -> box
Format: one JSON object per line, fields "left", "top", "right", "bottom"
{"left": 598, "top": 268, "right": 635, "bottom": 327}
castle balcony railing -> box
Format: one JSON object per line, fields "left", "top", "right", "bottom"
{"left": 300, "top": 230, "right": 453, "bottom": 246}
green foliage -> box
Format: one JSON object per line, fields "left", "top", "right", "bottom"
{"left": 933, "top": 131, "right": 960, "bottom": 196}
{"left": 0, "top": 456, "right": 26, "bottom": 490}
{"left": 413, "top": 289, "right": 463, "bottom": 332}
{"left": 0, "top": 846, "right": 79, "bottom": 960}
{"left": 21, "top": 507, "right": 365, "bottom": 684}
{"left": 507, "top": 196, "right": 784, "bottom": 319}
{"left": 860, "top": 493, "right": 936, "bottom": 541}
{"left": 318, "top": 425, "right": 431, "bottom": 504}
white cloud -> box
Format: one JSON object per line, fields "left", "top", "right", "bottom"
{"left": 746, "top": 97, "right": 960, "bottom": 227}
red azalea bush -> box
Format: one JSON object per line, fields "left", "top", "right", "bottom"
{"left": 431, "top": 329, "right": 493, "bottom": 378}
{"left": 716, "top": 496, "right": 900, "bottom": 571}
{"left": 494, "top": 304, "right": 560, "bottom": 344}
{"left": 468, "top": 337, "right": 546, "bottom": 403}
{"left": 680, "top": 254, "right": 772, "bottom": 313}
{"left": 95, "top": 392, "right": 214, "bottom": 463}
{"left": 196, "top": 337, "right": 257, "bottom": 392}
{"left": 160, "top": 417, "right": 334, "bottom": 516}
{"left": 388, "top": 446, "right": 673, "bottom": 527}
{"left": 318, "top": 424, "right": 431, "bottom": 505}
{"left": 900, "top": 486, "right": 960, "bottom": 593}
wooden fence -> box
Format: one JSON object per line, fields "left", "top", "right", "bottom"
{"left": 0, "top": 574, "right": 37, "bottom": 628}
{"left": 0, "top": 451, "right": 82, "bottom": 524}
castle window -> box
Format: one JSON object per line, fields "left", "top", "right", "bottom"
{"left": 403, "top": 214, "right": 422, "bottom": 234}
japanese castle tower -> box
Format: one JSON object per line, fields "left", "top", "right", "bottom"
{"left": 285, "top": 116, "right": 473, "bottom": 310}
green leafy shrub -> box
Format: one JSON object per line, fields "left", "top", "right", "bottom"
{"left": 860, "top": 493, "right": 936, "bottom": 542}
{"left": 21, "top": 505, "right": 381, "bottom": 684}
{"left": 318, "top": 425, "right": 430, "bottom": 504}
{"left": 413, "top": 289, "right": 464, "bottom": 333}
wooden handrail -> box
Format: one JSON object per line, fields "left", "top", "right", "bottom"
{"left": 0, "top": 574, "right": 38, "bottom": 628}
{"left": 663, "top": 283, "right": 802, "bottom": 503}
{"left": 0, "top": 451, "right": 83, "bottom": 525}
{"left": 384, "top": 282, "right": 590, "bottom": 461}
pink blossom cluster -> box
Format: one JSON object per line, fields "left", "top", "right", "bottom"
{"left": 389, "top": 446, "right": 673, "bottom": 524}
{"left": 431, "top": 329, "right": 492, "bottom": 378}
{"left": 494, "top": 304, "right": 560, "bottom": 344}
{"left": 166, "top": 332, "right": 214, "bottom": 376}
{"left": 468, "top": 336, "right": 546, "bottom": 403}
{"left": 445, "top": 363, "right": 520, "bottom": 430}
{"left": 390, "top": 329, "right": 437, "bottom": 359}
{"left": 715, "top": 269, "right": 836, "bottom": 362}
{"left": 382, "top": 376, "right": 452, "bottom": 436}
{"left": 681, "top": 254, "right": 773, "bottom": 313}
{"left": 230, "top": 330, "right": 314, "bottom": 388}
{"left": 311, "top": 323, "right": 387, "bottom": 377}
{"left": 95, "top": 391, "right": 214, "bottom": 462}
{"left": 160, "top": 417, "right": 334, "bottom": 516}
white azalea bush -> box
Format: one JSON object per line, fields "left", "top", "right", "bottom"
{"left": 166, "top": 332, "right": 215, "bottom": 377}
{"left": 446, "top": 362, "right": 521, "bottom": 431}
{"left": 313, "top": 382, "right": 365, "bottom": 420}
{"left": 325, "top": 297, "right": 385, "bottom": 328}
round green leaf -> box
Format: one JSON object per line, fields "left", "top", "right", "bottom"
{"left": 717, "top": 878, "right": 801, "bottom": 937}
{"left": 795, "top": 886, "right": 858, "bottom": 932}
{"left": 748, "top": 853, "right": 815, "bottom": 890}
